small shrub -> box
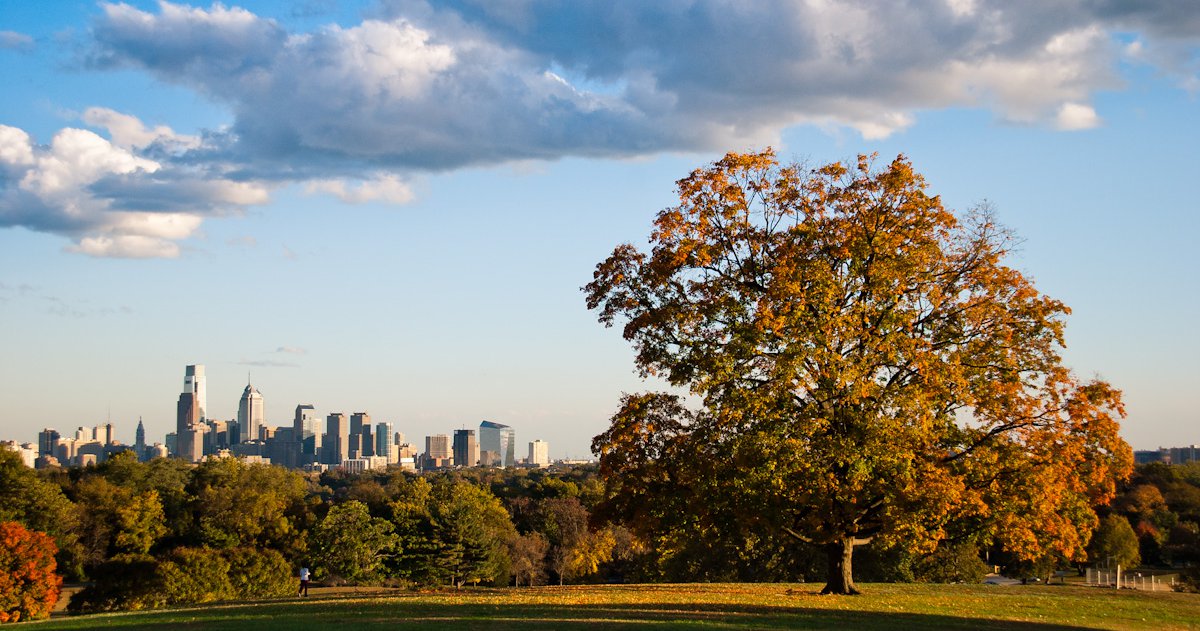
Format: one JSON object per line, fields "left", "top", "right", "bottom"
{"left": 225, "top": 547, "right": 294, "bottom": 599}
{"left": 914, "top": 543, "right": 989, "bottom": 584}
{"left": 159, "top": 547, "right": 233, "bottom": 604}
{"left": 68, "top": 554, "right": 165, "bottom": 614}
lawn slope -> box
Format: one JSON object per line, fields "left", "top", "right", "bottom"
{"left": 32, "top": 583, "right": 1200, "bottom": 630}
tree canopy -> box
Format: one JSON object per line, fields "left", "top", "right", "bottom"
{"left": 586, "top": 150, "right": 1131, "bottom": 594}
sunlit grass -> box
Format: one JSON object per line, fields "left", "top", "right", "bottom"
{"left": 34, "top": 583, "right": 1200, "bottom": 630}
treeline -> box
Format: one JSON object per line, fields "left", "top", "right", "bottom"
{"left": 1089, "top": 462, "right": 1200, "bottom": 575}
{"left": 3, "top": 449, "right": 1200, "bottom": 618}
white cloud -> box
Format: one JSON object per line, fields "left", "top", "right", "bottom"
{"left": 0, "top": 115, "right": 269, "bottom": 258}
{"left": 304, "top": 174, "right": 415, "bottom": 205}
{"left": 82, "top": 107, "right": 201, "bottom": 152}
{"left": 84, "top": 0, "right": 1192, "bottom": 171}
{"left": 1054, "top": 102, "right": 1102, "bottom": 130}
{"left": 0, "top": 125, "right": 36, "bottom": 167}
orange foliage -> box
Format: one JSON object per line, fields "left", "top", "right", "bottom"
{"left": 0, "top": 521, "right": 62, "bottom": 623}
{"left": 587, "top": 150, "right": 1131, "bottom": 593}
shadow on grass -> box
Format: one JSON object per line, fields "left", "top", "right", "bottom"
{"left": 38, "top": 597, "right": 1101, "bottom": 631}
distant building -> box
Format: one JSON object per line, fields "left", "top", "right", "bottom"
{"left": 528, "top": 440, "right": 549, "bottom": 467}
{"left": 177, "top": 364, "right": 206, "bottom": 462}
{"left": 134, "top": 418, "right": 146, "bottom": 461}
{"left": 1, "top": 441, "right": 36, "bottom": 467}
{"left": 479, "top": 420, "right": 515, "bottom": 467}
{"left": 184, "top": 364, "right": 207, "bottom": 421}
{"left": 1135, "top": 445, "right": 1200, "bottom": 465}
{"left": 424, "top": 434, "right": 451, "bottom": 469}
{"left": 452, "top": 429, "right": 478, "bottom": 468}
{"left": 237, "top": 381, "right": 265, "bottom": 444}
{"left": 37, "top": 428, "right": 59, "bottom": 457}
{"left": 294, "top": 404, "right": 322, "bottom": 461}
{"left": 324, "top": 413, "right": 349, "bottom": 465}
{"left": 176, "top": 390, "right": 204, "bottom": 463}
{"left": 375, "top": 422, "right": 394, "bottom": 463}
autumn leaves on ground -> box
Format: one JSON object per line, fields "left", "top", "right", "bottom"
{"left": 30, "top": 583, "right": 1200, "bottom": 631}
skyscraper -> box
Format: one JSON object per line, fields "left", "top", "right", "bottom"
{"left": 176, "top": 389, "right": 204, "bottom": 462}
{"left": 529, "top": 440, "right": 549, "bottom": 467}
{"left": 184, "top": 364, "right": 207, "bottom": 421}
{"left": 325, "top": 412, "right": 349, "bottom": 465}
{"left": 426, "top": 434, "right": 451, "bottom": 461}
{"left": 375, "top": 422, "right": 394, "bottom": 461}
{"left": 37, "top": 428, "right": 59, "bottom": 457}
{"left": 350, "top": 412, "right": 372, "bottom": 458}
{"left": 237, "top": 380, "right": 265, "bottom": 443}
{"left": 478, "top": 420, "right": 515, "bottom": 467}
{"left": 135, "top": 417, "right": 146, "bottom": 462}
{"left": 294, "top": 404, "right": 322, "bottom": 456}
{"left": 452, "top": 429, "right": 478, "bottom": 468}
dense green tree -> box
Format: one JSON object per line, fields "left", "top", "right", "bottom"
{"left": 587, "top": 150, "right": 1131, "bottom": 594}
{"left": 1089, "top": 514, "right": 1140, "bottom": 568}
{"left": 429, "top": 479, "right": 516, "bottom": 587}
{"left": 311, "top": 500, "right": 398, "bottom": 584}
{"left": 185, "top": 458, "right": 310, "bottom": 557}
{"left": 72, "top": 477, "right": 167, "bottom": 568}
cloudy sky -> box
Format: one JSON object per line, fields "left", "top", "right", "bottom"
{"left": 1, "top": 0, "right": 1197, "bottom": 458}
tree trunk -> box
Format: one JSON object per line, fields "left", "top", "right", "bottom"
{"left": 820, "top": 537, "right": 860, "bottom": 595}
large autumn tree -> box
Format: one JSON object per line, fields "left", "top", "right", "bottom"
{"left": 586, "top": 150, "right": 1131, "bottom": 594}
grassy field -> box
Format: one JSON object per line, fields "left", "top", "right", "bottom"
{"left": 30, "top": 583, "right": 1200, "bottom": 630}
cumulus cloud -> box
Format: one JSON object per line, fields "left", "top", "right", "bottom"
{"left": 6, "top": 1, "right": 1199, "bottom": 257}
{"left": 82, "top": 107, "right": 201, "bottom": 152}
{"left": 0, "top": 119, "right": 269, "bottom": 259}
{"left": 82, "top": 0, "right": 1200, "bottom": 179}
{"left": 1054, "top": 102, "right": 1102, "bottom": 130}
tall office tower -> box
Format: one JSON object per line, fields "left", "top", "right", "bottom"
{"left": 348, "top": 412, "right": 372, "bottom": 458}
{"left": 37, "top": 428, "right": 60, "bottom": 457}
{"left": 135, "top": 418, "right": 146, "bottom": 461}
{"left": 237, "top": 380, "right": 265, "bottom": 443}
{"left": 294, "top": 405, "right": 322, "bottom": 456}
{"left": 97, "top": 423, "right": 114, "bottom": 446}
{"left": 361, "top": 424, "right": 374, "bottom": 458}
{"left": 452, "top": 429, "right": 478, "bottom": 468}
{"left": 375, "top": 422, "right": 394, "bottom": 460}
{"left": 426, "top": 434, "right": 451, "bottom": 461}
{"left": 176, "top": 390, "right": 204, "bottom": 462}
{"left": 325, "top": 413, "right": 349, "bottom": 464}
{"left": 184, "top": 365, "right": 207, "bottom": 421}
{"left": 478, "top": 421, "right": 515, "bottom": 468}
{"left": 528, "top": 440, "right": 549, "bottom": 467}
{"left": 294, "top": 405, "right": 320, "bottom": 438}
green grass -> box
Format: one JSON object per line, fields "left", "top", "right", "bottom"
{"left": 29, "top": 583, "right": 1200, "bottom": 630}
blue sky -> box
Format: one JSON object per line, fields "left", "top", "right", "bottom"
{"left": 1, "top": 1, "right": 1197, "bottom": 458}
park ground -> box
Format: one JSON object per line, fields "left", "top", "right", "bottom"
{"left": 32, "top": 583, "right": 1200, "bottom": 630}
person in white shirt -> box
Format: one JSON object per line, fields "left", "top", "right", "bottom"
{"left": 298, "top": 566, "right": 310, "bottom": 597}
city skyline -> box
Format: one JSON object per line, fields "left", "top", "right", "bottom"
{"left": 2, "top": 1, "right": 1198, "bottom": 458}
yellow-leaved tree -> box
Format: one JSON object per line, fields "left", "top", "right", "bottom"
{"left": 585, "top": 150, "right": 1131, "bottom": 594}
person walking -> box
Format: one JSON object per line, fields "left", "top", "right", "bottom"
{"left": 298, "top": 566, "right": 310, "bottom": 597}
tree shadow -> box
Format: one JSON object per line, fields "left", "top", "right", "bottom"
{"left": 41, "top": 598, "right": 1104, "bottom": 630}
